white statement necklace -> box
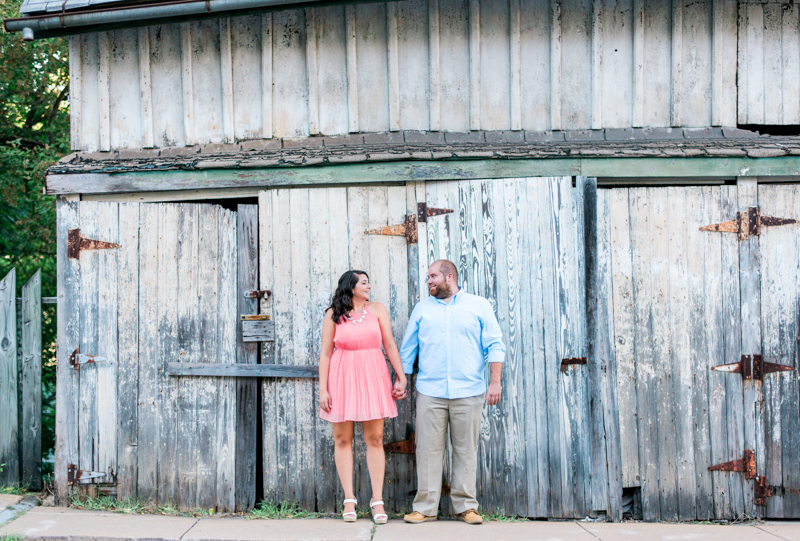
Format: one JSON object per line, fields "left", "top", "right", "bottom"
{"left": 347, "top": 305, "right": 368, "bottom": 324}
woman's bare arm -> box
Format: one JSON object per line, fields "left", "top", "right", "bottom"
{"left": 318, "top": 309, "right": 336, "bottom": 412}
{"left": 371, "top": 302, "right": 407, "bottom": 399}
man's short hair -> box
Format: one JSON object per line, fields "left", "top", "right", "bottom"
{"left": 435, "top": 259, "right": 459, "bottom": 284}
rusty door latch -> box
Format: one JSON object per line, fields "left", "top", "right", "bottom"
{"left": 560, "top": 357, "right": 587, "bottom": 372}
{"left": 67, "top": 464, "right": 106, "bottom": 485}
{"left": 69, "top": 348, "right": 107, "bottom": 369}
{"left": 700, "top": 206, "right": 797, "bottom": 241}
{"left": 365, "top": 204, "right": 454, "bottom": 245}
{"left": 711, "top": 354, "right": 794, "bottom": 381}
{"left": 68, "top": 229, "right": 121, "bottom": 259}
{"left": 384, "top": 433, "right": 416, "bottom": 454}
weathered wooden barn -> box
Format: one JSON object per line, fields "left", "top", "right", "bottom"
{"left": 5, "top": 0, "right": 800, "bottom": 522}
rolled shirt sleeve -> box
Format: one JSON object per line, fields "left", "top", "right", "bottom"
{"left": 481, "top": 299, "right": 505, "bottom": 364}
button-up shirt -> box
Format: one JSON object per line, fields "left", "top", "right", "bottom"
{"left": 399, "top": 289, "right": 505, "bottom": 399}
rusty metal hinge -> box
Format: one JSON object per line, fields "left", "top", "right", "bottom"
{"left": 708, "top": 449, "right": 756, "bottom": 479}
{"left": 243, "top": 290, "right": 271, "bottom": 299}
{"left": 700, "top": 206, "right": 797, "bottom": 241}
{"left": 68, "top": 348, "right": 107, "bottom": 369}
{"left": 67, "top": 464, "right": 106, "bottom": 485}
{"left": 560, "top": 357, "right": 587, "bottom": 372}
{"left": 417, "top": 203, "right": 454, "bottom": 223}
{"left": 384, "top": 433, "right": 415, "bottom": 454}
{"left": 711, "top": 354, "right": 794, "bottom": 381}
{"left": 365, "top": 214, "right": 418, "bottom": 244}
{"left": 755, "top": 476, "right": 773, "bottom": 506}
{"left": 68, "top": 229, "right": 121, "bottom": 259}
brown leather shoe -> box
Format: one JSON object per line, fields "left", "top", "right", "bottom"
{"left": 403, "top": 511, "right": 438, "bottom": 523}
{"left": 458, "top": 509, "right": 483, "bottom": 524}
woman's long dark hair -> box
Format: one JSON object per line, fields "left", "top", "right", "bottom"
{"left": 328, "top": 270, "right": 369, "bottom": 323}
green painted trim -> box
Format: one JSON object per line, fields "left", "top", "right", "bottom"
{"left": 47, "top": 157, "right": 800, "bottom": 195}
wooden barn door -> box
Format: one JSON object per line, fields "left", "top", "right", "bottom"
{"left": 55, "top": 200, "right": 239, "bottom": 511}
{"left": 420, "top": 177, "right": 595, "bottom": 519}
{"left": 257, "top": 186, "right": 417, "bottom": 514}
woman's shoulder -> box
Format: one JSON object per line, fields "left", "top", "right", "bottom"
{"left": 367, "top": 301, "right": 388, "bottom": 315}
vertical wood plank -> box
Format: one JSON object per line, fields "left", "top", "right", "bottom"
{"left": 21, "top": 270, "right": 42, "bottom": 491}
{"left": 98, "top": 32, "right": 111, "bottom": 151}
{"left": 479, "top": 0, "right": 511, "bottom": 130}
{"left": 763, "top": 5, "right": 782, "bottom": 125}
{"left": 550, "top": 0, "right": 562, "bottom": 129}
{"left": 231, "top": 16, "right": 263, "bottom": 141}
{"left": 55, "top": 196, "right": 80, "bottom": 504}
{"left": 387, "top": 3, "right": 401, "bottom": 131}
{"left": 736, "top": 5, "right": 747, "bottom": 126}
{"left": 632, "top": 0, "right": 644, "bottom": 126}
{"left": 189, "top": 21, "right": 224, "bottom": 144}
{"left": 590, "top": 0, "right": 602, "bottom": 129}
{"left": 355, "top": 4, "right": 390, "bottom": 133}
{"left": 137, "top": 204, "right": 159, "bottom": 502}
{"left": 220, "top": 18, "right": 236, "bottom": 142}
{"left": 137, "top": 28, "right": 154, "bottom": 148}
{"left": 216, "top": 208, "right": 237, "bottom": 512}
{"left": 78, "top": 34, "right": 100, "bottom": 152}
{"left": 69, "top": 36, "right": 82, "bottom": 150}
{"left": 469, "top": 0, "right": 481, "bottom": 130}
{"left": 737, "top": 178, "right": 762, "bottom": 517}
{"left": 116, "top": 203, "right": 139, "bottom": 500}
{"left": 439, "top": 0, "right": 471, "bottom": 131}
{"left": 416, "top": 181, "right": 429, "bottom": 300}
{"left": 642, "top": 0, "right": 671, "bottom": 126}
{"left": 108, "top": 30, "right": 143, "bottom": 151}
{"left": 262, "top": 14, "right": 274, "bottom": 139}
{"left": 509, "top": 0, "right": 522, "bottom": 130}
{"left": 0, "top": 269, "right": 18, "bottom": 487}
{"left": 746, "top": 4, "right": 765, "bottom": 125}
{"left": 149, "top": 24, "right": 186, "bottom": 147}
{"left": 236, "top": 205, "right": 258, "bottom": 511}
{"left": 711, "top": 0, "right": 737, "bottom": 127}
{"left": 317, "top": 7, "right": 349, "bottom": 135}
{"left": 519, "top": 0, "right": 552, "bottom": 131}
{"left": 176, "top": 204, "right": 199, "bottom": 511}
{"left": 782, "top": 6, "right": 800, "bottom": 125}
{"left": 180, "top": 23, "right": 195, "bottom": 145}
{"left": 682, "top": 0, "right": 713, "bottom": 127}
{"left": 670, "top": 0, "right": 683, "bottom": 127}
{"left": 346, "top": 6, "right": 359, "bottom": 133}
{"left": 196, "top": 205, "right": 220, "bottom": 509}
{"left": 396, "top": 0, "right": 430, "bottom": 131}
{"left": 157, "top": 205, "right": 178, "bottom": 506}
{"left": 306, "top": 9, "right": 320, "bottom": 135}
{"left": 258, "top": 191, "right": 278, "bottom": 502}
{"left": 96, "top": 203, "right": 119, "bottom": 489}
{"left": 429, "top": 0, "right": 441, "bottom": 131}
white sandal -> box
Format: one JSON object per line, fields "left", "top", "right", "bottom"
{"left": 370, "top": 499, "right": 388, "bottom": 524}
{"left": 342, "top": 499, "right": 357, "bottom": 522}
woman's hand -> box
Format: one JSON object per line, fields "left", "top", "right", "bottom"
{"left": 392, "top": 376, "right": 407, "bottom": 400}
{"left": 320, "top": 390, "right": 332, "bottom": 412}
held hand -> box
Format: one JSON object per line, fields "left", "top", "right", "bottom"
{"left": 320, "top": 390, "right": 332, "bottom": 412}
{"left": 486, "top": 382, "right": 502, "bottom": 406}
{"left": 392, "top": 377, "right": 408, "bottom": 400}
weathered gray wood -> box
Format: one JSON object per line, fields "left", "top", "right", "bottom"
{"left": 0, "top": 268, "right": 19, "bottom": 488}
{"left": 737, "top": 178, "right": 762, "bottom": 518}
{"left": 116, "top": 203, "right": 139, "bottom": 500}
{"left": 55, "top": 196, "right": 80, "bottom": 504}
{"left": 21, "top": 270, "right": 42, "bottom": 491}
{"left": 137, "top": 203, "right": 159, "bottom": 502}
{"left": 216, "top": 207, "right": 237, "bottom": 512}
{"left": 666, "top": 187, "right": 697, "bottom": 520}
{"left": 176, "top": 203, "right": 199, "bottom": 511}
{"left": 241, "top": 320, "right": 275, "bottom": 341}
{"left": 235, "top": 204, "right": 258, "bottom": 512}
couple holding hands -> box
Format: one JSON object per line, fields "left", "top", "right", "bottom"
{"left": 318, "top": 260, "right": 505, "bottom": 525}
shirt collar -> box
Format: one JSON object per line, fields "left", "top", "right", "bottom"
{"left": 433, "top": 287, "right": 463, "bottom": 305}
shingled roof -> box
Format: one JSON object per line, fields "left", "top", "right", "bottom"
{"left": 20, "top": 0, "right": 157, "bottom": 16}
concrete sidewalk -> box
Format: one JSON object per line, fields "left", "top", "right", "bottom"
{"left": 3, "top": 506, "right": 800, "bottom": 541}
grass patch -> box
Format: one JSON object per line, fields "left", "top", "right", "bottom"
{"left": 69, "top": 496, "right": 216, "bottom": 518}
{"left": 0, "top": 486, "right": 29, "bottom": 496}
{"left": 1, "top": 534, "right": 25, "bottom": 541}
{"left": 483, "top": 509, "right": 529, "bottom": 523}
{"left": 248, "top": 501, "right": 324, "bottom": 520}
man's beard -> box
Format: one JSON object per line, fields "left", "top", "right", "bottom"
{"left": 430, "top": 283, "right": 452, "bottom": 299}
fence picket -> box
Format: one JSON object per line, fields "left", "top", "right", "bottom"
{"left": 0, "top": 269, "right": 18, "bottom": 487}
{"left": 21, "top": 269, "right": 42, "bottom": 491}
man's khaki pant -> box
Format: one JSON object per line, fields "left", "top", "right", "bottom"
{"left": 412, "top": 392, "right": 484, "bottom": 516}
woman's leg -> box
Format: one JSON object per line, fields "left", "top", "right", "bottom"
{"left": 362, "top": 418, "right": 386, "bottom": 516}
{"left": 333, "top": 421, "right": 356, "bottom": 514}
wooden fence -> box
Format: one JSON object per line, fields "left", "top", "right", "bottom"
{"left": 0, "top": 268, "right": 50, "bottom": 491}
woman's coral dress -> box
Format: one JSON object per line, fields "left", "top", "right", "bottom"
{"left": 320, "top": 305, "right": 398, "bottom": 423}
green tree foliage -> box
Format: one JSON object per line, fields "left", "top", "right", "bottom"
{"left": 1, "top": 0, "right": 70, "bottom": 477}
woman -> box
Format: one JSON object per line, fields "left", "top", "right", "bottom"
{"left": 319, "top": 270, "right": 407, "bottom": 524}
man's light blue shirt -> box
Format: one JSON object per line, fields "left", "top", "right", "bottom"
{"left": 399, "top": 289, "right": 505, "bottom": 399}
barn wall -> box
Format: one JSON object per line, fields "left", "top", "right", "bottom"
{"left": 67, "top": 0, "right": 798, "bottom": 152}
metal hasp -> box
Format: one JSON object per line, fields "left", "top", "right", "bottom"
{"left": 560, "top": 357, "right": 587, "bottom": 372}
{"left": 243, "top": 290, "right": 271, "bottom": 298}
{"left": 365, "top": 214, "right": 418, "bottom": 244}
{"left": 700, "top": 206, "right": 797, "bottom": 241}
{"left": 240, "top": 314, "right": 270, "bottom": 321}
{"left": 68, "top": 348, "right": 106, "bottom": 369}
{"left": 708, "top": 449, "right": 756, "bottom": 479}
{"left": 417, "top": 202, "right": 453, "bottom": 222}
{"left": 711, "top": 354, "right": 795, "bottom": 381}
{"left": 384, "top": 432, "right": 415, "bottom": 454}
{"left": 67, "top": 228, "right": 121, "bottom": 259}
{"left": 67, "top": 464, "right": 105, "bottom": 485}
{"left": 755, "top": 476, "right": 773, "bottom": 507}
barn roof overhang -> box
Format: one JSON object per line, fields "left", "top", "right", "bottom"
{"left": 4, "top": 0, "right": 387, "bottom": 40}
{"left": 43, "top": 128, "right": 800, "bottom": 197}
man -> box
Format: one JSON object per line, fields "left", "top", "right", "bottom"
{"left": 399, "top": 260, "right": 504, "bottom": 525}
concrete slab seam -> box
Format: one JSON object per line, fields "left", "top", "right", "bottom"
{"left": 755, "top": 524, "right": 794, "bottom": 541}
{"left": 177, "top": 517, "right": 201, "bottom": 541}
{"left": 575, "top": 522, "right": 602, "bottom": 540}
